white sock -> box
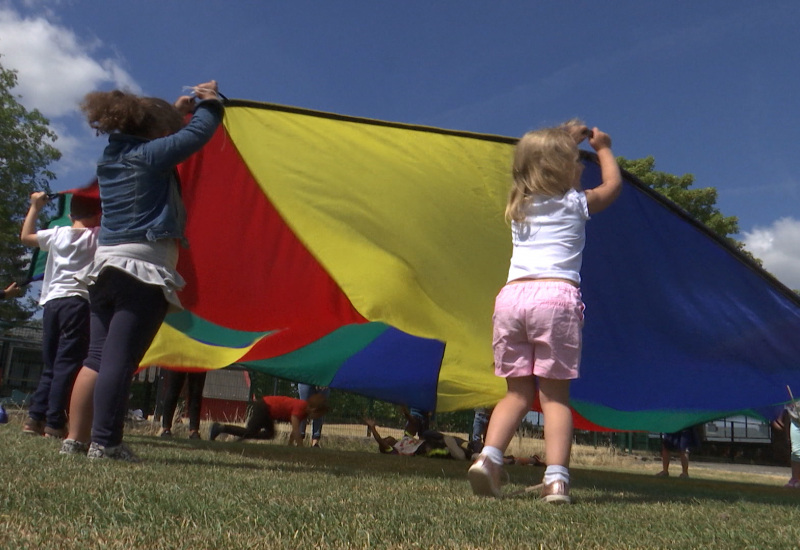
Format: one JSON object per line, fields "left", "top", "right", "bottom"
{"left": 544, "top": 465, "right": 569, "bottom": 484}
{"left": 482, "top": 446, "right": 504, "bottom": 465}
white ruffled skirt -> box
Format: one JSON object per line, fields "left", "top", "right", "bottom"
{"left": 75, "top": 239, "right": 185, "bottom": 313}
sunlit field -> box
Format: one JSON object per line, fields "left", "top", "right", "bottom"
{"left": 2, "top": 409, "right": 798, "bottom": 549}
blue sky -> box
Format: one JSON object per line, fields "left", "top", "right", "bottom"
{"left": 2, "top": 1, "right": 800, "bottom": 286}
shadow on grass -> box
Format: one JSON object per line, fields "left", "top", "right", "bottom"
{"left": 569, "top": 467, "right": 798, "bottom": 507}
{"left": 130, "top": 434, "right": 799, "bottom": 508}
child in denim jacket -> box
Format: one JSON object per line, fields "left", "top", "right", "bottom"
{"left": 60, "top": 81, "right": 223, "bottom": 461}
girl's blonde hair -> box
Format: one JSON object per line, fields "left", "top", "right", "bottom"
{"left": 505, "top": 124, "right": 583, "bottom": 222}
{"left": 81, "top": 90, "right": 185, "bottom": 140}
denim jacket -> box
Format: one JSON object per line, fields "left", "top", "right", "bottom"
{"left": 96, "top": 100, "right": 224, "bottom": 246}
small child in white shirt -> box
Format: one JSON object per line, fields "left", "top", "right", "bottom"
{"left": 20, "top": 191, "right": 100, "bottom": 438}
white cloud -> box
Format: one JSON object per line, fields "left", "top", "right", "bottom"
{"left": 47, "top": 119, "right": 104, "bottom": 176}
{"left": 0, "top": 5, "right": 140, "bottom": 184}
{"left": 743, "top": 217, "right": 800, "bottom": 290}
{"left": 0, "top": 7, "right": 139, "bottom": 117}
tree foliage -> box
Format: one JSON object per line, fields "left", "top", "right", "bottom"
{"left": 0, "top": 58, "right": 61, "bottom": 325}
{"left": 617, "top": 156, "right": 754, "bottom": 260}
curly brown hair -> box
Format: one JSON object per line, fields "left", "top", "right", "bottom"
{"left": 81, "top": 90, "right": 185, "bottom": 139}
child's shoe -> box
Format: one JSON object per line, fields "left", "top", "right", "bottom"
{"left": 22, "top": 417, "right": 44, "bottom": 435}
{"left": 209, "top": 423, "right": 222, "bottom": 441}
{"left": 87, "top": 441, "right": 141, "bottom": 463}
{"left": 44, "top": 426, "right": 66, "bottom": 439}
{"left": 59, "top": 439, "right": 89, "bottom": 455}
{"left": 541, "top": 479, "right": 571, "bottom": 504}
{"left": 468, "top": 454, "right": 503, "bottom": 497}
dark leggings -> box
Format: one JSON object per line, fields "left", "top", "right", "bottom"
{"left": 85, "top": 268, "right": 168, "bottom": 447}
{"left": 215, "top": 401, "right": 275, "bottom": 440}
{"left": 161, "top": 370, "right": 207, "bottom": 431}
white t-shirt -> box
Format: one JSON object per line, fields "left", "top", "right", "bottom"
{"left": 507, "top": 188, "right": 589, "bottom": 285}
{"left": 37, "top": 226, "right": 100, "bottom": 305}
{"left": 393, "top": 435, "right": 426, "bottom": 455}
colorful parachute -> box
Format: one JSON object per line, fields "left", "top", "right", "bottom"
{"left": 48, "top": 100, "right": 800, "bottom": 431}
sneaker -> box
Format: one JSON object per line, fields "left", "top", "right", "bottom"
{"left": 44, "top": 426, "right": 67, "bottom": 439}
{"left": 443, "top": 435, "right": 466, "bottom": 460}
{"left": 22, "top": 417, "right": 44, "bottom": 436}
{"left": 541, "top": 480, "right": 571, "bottom": 504}
{"left": 160, "top": 429, "right": 172, "bottom": 438}
{"left": 87, "top": 442, "right": 141, "bottom": 463}
{"left": 468, "top": 454, "right": 503, "bottom": 497}
{"left": 59, "top": 439, "right": 89, "bottom": 455}
{"left": 784, "top": 478, "right": 800, "bottom": 488}
{"left": 654, "top": 470, "right": 669, "bottom": 477}
{"left": 209, "top": 422, "right": 222, "bottom": 441}
{"left": 188, "top": 430, "right": 201, "bottom": 440}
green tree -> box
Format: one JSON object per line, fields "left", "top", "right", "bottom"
{"left": 0, "top": 58, "right": 61, "bottom": 325}
{"left": 617, "top": 156, "right": 740, "bottom": 242}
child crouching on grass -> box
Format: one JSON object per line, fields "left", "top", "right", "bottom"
{"left": 210, "top": 394, "right": 328, "bottom": 445}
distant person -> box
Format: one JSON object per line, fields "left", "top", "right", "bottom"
{"left": 296, "top": 384, "right": 329, "bottom": 448}
{"left": 470, "top": 407, "right": 492, "bottom": 455}
{"left": 506, "top": 454, "right": 546, "bottom": 467}
{"left": 784, "top": 401, "right": 800, "bottom": 488}
{"left": 469, "top": 120, "right": 622, "bottom": 503}
{"left": 403, "top": 407, "right": 431, "bottom": 437}
{"left": 160, "top": 369, "right": 207, "bottom": 439}
{"left": 1, "top": 282, "right": 24, "bottom": 299}
{"left": 364, "top": 418, "right": 468, "bottom": 460}
{"left": 20, "top": 191, "right": 100, "bottom": 439}
{"left": 655, "top": 426, "right": 701, "bottom": 478}
{"left": 210, "top": 394, "right": 328, "bottom": 445}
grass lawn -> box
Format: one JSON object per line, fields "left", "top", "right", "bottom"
{"left": 1, "top": 411, "right": 799, "bottom": 549}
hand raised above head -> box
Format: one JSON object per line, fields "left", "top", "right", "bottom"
{"left": 588, "top": 128, "right": 612, "bottom": 151}
{"left": 3, "top": 282, "right": 23, "bottom": 299}
{"left": 173, "top": 95, "right": 195, "bottom": 116}
{"left": 30, "top": 191, "right": 48, "bottom": 208}
{"left": 191, "top": 80, "right": 219, "bottom": 101}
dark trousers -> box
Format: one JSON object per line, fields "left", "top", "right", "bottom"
{"left": 161, "top": 370, "right": 207, "bottom": 431}
{"left": 29, "top": 297, "right": 90, "bottom": 429}
{"left": 217, "top": 400, "right": 275, "bottom": 440}
{"left": 85, "top": 269, "right": 168, "bottom": 447}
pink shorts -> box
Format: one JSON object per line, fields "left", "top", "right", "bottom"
{"left": 492, "top": 281, "right": 585, "bottom": 380}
